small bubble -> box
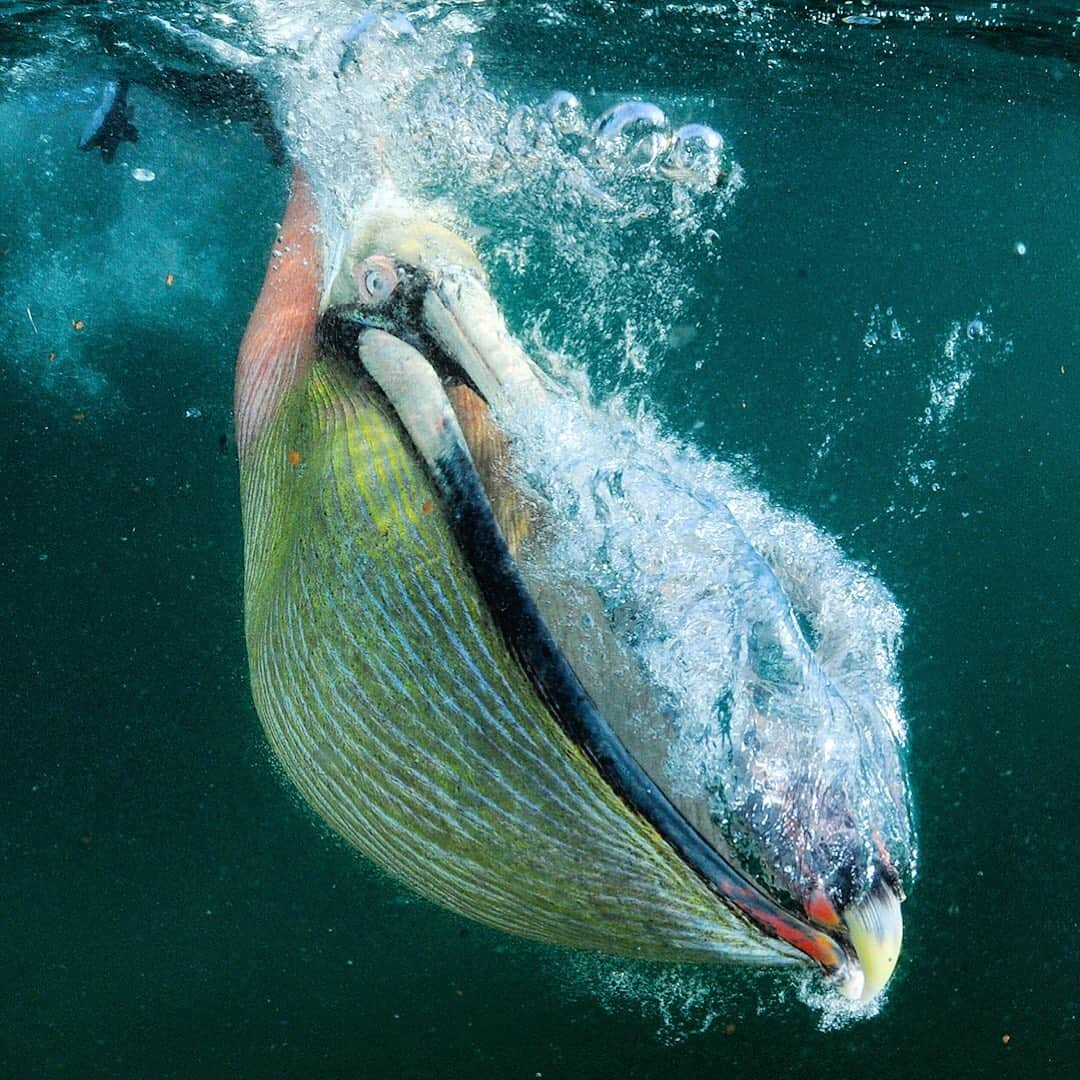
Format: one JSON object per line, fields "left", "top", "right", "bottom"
{"left": 1014, "top": 241, "right": 1027, "bottom": 256}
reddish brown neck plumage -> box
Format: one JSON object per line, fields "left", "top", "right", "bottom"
{"left": 235, "top": 166, "right": 322, "bottom": 454}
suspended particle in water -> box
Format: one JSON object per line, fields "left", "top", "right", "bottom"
{"left": 1014, "top": 241, "right": 1027, "bottom": 256}
{"left": 843, "top": 15, "right": 882, "bottom": 26}
{"left": 132, "top": 167, "right": 156, "bottom": 182}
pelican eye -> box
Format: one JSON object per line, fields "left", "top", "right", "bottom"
{"left": 365, "top": 269, "right": 388, "bottom": 299}
{"left": 353, "top": 255, "right": 399, "bottom": 308}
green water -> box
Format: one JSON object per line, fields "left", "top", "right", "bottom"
{"left": 1, "top": 2, "right": 1077, "bottom": 1076}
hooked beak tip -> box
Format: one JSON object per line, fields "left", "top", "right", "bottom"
{"left": 839, "top": 882, "right": 904, "bottom": 1002}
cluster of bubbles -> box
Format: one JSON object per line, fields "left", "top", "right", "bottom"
{"left": 248, "top": 5, "right": 743, "bottom": 398}
{"left": 501, "top": 384, "right": 913, "bottom": 914}
{"left": 506, "top": 93, "right": 730, "bottom": 194}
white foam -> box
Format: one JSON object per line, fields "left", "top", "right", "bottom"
{"left": 500, "top": 386, "right": 913, "bottom": 902}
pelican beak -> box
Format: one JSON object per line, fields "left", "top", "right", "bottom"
{"left": 839, "top": 880, "right": 904, "bottom": 1001}
{"left": 419, "top": 269, "right": 554, "bottom": 410}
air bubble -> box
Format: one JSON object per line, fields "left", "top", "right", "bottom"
{"left": 658, "top": 123, "right": 725, "bottom": 187}
{"left": 593, "top": 100, "right": 668, "bottom": 140}
{"left": 592, "top": 100, "right": 669, "bottom": 167}
{"left": 506, "top": 105, "right": 543, "bottom": 155}
{"left": 384, "top": 13, "right": 418, "bottom": 39}
{"left": 542, "top": 91, "right": 584, "bottom": 135}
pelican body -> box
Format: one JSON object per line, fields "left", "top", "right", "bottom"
{"left": 235, "top": 170, "right": 904, "bottom": 1002}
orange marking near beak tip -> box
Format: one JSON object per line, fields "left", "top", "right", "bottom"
{"left": 422, "top": 500, "right": 434, "bottom": 515}
{"left": 806, "top": 886, "right": 842, "bottom": 928}
{"left": 287, "top": 450, "right": 302, "bottom": 466}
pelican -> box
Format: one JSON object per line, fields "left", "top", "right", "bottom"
{"left": 235, "top": 167, "right": 908, "bottom": 1006}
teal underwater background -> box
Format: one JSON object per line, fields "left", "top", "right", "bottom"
{"left": 1, "top": 2, "right": 1077, "bottom": 1076}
